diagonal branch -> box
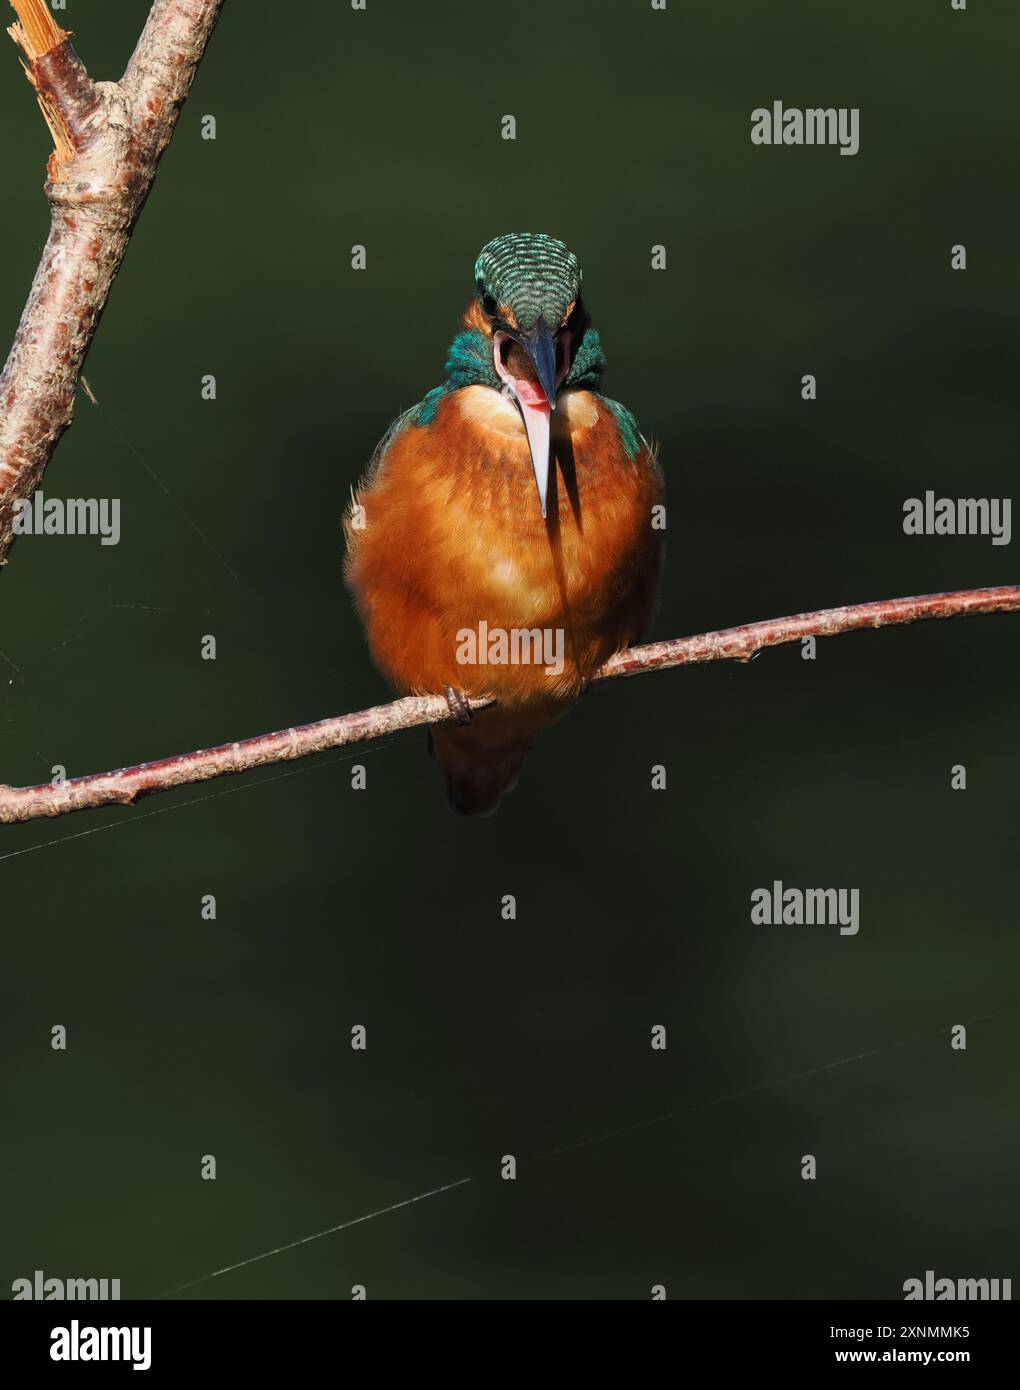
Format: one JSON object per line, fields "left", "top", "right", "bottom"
{"left": 1, "top": 585, "right": 1016, "bottom": 825}
{"left": 0, "top": 0, "right": 225, "bottom": 569}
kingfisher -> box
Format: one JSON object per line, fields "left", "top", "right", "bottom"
{"left": 344, "top": 232, "right": 664, "bottom": 815}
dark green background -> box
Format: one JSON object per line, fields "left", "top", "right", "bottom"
{"left": 1, "top": 0, "right": 1016, "bottom": 1300}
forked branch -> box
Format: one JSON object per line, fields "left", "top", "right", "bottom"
{"left": 1, "top": 585, "right": 1016, "bottom": 825}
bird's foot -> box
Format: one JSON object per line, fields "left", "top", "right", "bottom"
{"left": 444, "top": 686, "right": 473, "bottom": 726}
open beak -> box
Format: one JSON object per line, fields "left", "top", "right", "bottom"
{"left": 493, "top": 319, "right": 558, "bottom": 519}
{"left": 520, "top": 320, "right": 558, "bottom": 411}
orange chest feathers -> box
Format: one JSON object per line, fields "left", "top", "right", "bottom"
{"left": 345, "top": 386, "right": 664, "bottom": 701}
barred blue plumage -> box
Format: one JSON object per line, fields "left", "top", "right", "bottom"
{"left": 474, "top": 233, "right": 581, "bottom": 333}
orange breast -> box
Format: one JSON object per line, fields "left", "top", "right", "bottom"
{"left": 345, "top": 386, "right": 663, "bottom": 704}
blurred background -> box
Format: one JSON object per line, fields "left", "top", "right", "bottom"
{"left": 1, "top": 0, "right": 1017, "bottom": 1299}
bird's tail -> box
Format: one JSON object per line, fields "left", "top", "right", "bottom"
{"left": 428, "top": 703, "right": 562, "bottom": 817}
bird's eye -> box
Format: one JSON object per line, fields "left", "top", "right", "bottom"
{"left": 482, "top": 293, "right": 498, "bottom": 316}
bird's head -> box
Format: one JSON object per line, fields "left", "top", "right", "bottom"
{"left": 474, "top": 232, "right": 585, "bottom": 517}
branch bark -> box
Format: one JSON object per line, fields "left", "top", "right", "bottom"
{"left": 0, "top": 0, "right": 224, "bottom": 568}
{"left": 1, "top": 585, "right": 1016, "bottom": 825}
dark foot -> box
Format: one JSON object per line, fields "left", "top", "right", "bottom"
{"left": 444, "top": 686, "right": 473, "bottom": 726}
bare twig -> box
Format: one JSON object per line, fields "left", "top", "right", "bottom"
{"left": 0, "top": 0, "right": 224, "bottom": 568}
{"left": 1, "top": 585, "right": 1016, "bottom": 825}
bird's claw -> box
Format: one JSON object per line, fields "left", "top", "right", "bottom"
{"left": 444, "top": 686, "right": 473, "bottom": 726}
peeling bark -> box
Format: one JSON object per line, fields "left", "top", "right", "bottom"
{"left": 2, "top": 586, "right": 1016, "bottom": 825}
{"left": 0, "top": 0, "right": 225, "bottom": 568}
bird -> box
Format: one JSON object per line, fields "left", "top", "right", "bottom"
{"left": 344, "top": 232, "right": 664, "bottom": 816}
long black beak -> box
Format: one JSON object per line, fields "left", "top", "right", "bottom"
{"left": 498, "top": 318, "right": 559, "bottom": 518}
{"left": 519, "top": 319, "right": 558, "bottom": 409}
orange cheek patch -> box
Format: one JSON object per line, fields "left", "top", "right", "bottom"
{"left": 460, "top": 299, "right": 492, "bottom": 334}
